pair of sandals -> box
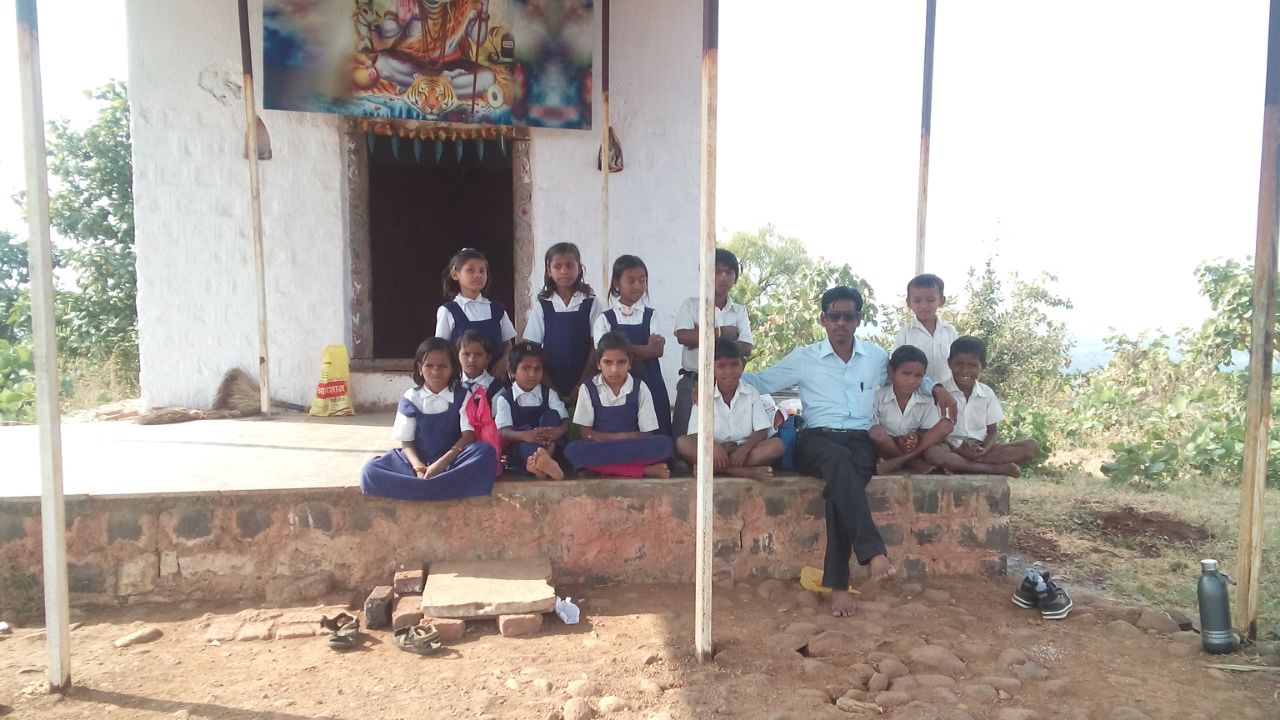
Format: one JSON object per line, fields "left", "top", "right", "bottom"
{"left": 393, "top": 622, "right": 443, "bottom": 655}
{"left": 320, "top": 612, "right": 360, "bottom": 650}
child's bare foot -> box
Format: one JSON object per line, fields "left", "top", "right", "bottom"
{"left": 996, "top": 462, "right": 1021, "bottom": 478}
{"left": 643, "top": 463, "right": 671, "bottom": 478}
{"left": 525, "top": 454, "right": 546, "bottom": 478}
{"left": 876, "top": 458, "right": 905, "bottom": 476}
{"left": 531, "top": 448, "right": 564, "bottom": 480}
{"left": 830, "top": 589, "right": 856, "bottom": 617}
{"left": 726, "top": 465, "right": 773, "bottom": 481}
{"left": 868, "top": 554, "right": 897, "bottom": 581}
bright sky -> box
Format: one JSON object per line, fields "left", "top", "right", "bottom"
{"left": 0, "top": 0, "right": 1271, "bottom": 345}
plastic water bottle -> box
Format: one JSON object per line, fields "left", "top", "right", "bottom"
{"left": 1197, "top": 559, "right": 1236, "bottom": 654}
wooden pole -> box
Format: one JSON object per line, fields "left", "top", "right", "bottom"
{"left": 914, "top": 0, "right": 936, "bottom": 276}
{"left": 694, "top": 0, "right": 719, "bottom": 664}
{"left": 1236, "top": 0, "right": 1280, "bottom": 642}
{"left": 15, "top": 0, "right": 70, "bottom": 692}
{"left": 599, "top": 0, "right": 610, "bottom": 291}
{"left": 238, "top": 0, "right": 271, "bottom": 415}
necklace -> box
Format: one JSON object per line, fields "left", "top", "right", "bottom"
{"left": 617, "top": 301, "right": 639, "bottom": 317}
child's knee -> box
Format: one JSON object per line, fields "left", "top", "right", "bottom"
{"left": 868, "top": 425, "right": 889, "bottom": 443}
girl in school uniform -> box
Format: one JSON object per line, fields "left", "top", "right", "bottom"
{"left": 360, "top": 338, "right": 499, "bottom": 501}
{"left": 435, "top": 248, "right": 516, "bottom": 377}
{"left": 494, "top": 341, "right": 570, "bottom": 480}
{"left": 592, "top": 255, "right": 672, "bottom": 436}
{"left": 564, "top": 332, "right": 674, "bottom": 478}
{"left": 520, "top": 242, "right": 602, "bottom": 400}
{"left": 456, "top": 329, "right": 507, "bottom": 400}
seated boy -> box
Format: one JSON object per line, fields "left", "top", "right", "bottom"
{"left": 923, "top": 336, "right": 1040, "bottom": 477}
{"left": 676, "top": 338, "right": 783, "bottom": 480}
{"left": 870, "top": 345, "right": 954, "bottom": 475}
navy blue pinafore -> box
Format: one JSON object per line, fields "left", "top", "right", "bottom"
{"left": 603, "top": 307, "right": 672, "bottom": 436}
{"left": 360, "top": 386, "right": 498, "bottom": 501}
{"left": 540, "top": 298, "right": 594, "bottom": 396}
{"left": 564, "top": 380, "right": 674, "bottom": 471}
{"left": 498, "top": 385, "right": 566, "bottom": 473}
{"left": 446, "top": 298, "right": 508, "bottom": 371}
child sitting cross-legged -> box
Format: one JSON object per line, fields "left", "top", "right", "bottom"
{"left": 869, "top": 345, "right": 954, "bottom": 475}
{"left": 494, "top": 341, "right": 570, "bottom": 480}
{"left": 923, "top": 336, "right": 1041, "bottom": 477}
{"left": 676, "top": 337, "right": 784, "bottom": 480}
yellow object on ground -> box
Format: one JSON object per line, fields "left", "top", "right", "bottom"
{"left": 799, "top": 565, "right": 860, "bottom": 594}
{"left": 310, "top": 345, "right": 356, "bottom": 417}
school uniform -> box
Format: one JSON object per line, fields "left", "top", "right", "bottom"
{"left": 595, "top": 299, "right": 673, "bottom": 436}
{"left": 873, "top": 385, "right": 943, "bottom": 438}
{"left": 360, "top": 385, "right": 498, "bottom": 501}
{"left": 460, "top": 370, "right": 506, "bottom": 406}
{"left": 494, "top": 383, "right": 569, "bottom": 474}
{"left": 435, "top": 295, "right": 517, "bottom": 370}
{"left": 892, "top": 317, "right": 958, "bottom": 386}
{"left": 672, "top": 296, "right": 754, "bottom": 438}
{"left": 687, "top": 381, "right": 772, "bottom": 445}
{"left": 522, "top": 292, "right": 601, "bottom": 396}
{"left": 564, "top": 374, "right": 674, "bottom": 476}
{"left": 941, "top": 379, "right": 1004, "bottom": 447}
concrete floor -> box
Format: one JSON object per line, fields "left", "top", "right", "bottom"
{"left": 2, "top": 412, "right": 396, "bottom": 499}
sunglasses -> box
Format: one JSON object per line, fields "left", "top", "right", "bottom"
{"left": 824, "top": 310, "right": 859, "bottom": 323}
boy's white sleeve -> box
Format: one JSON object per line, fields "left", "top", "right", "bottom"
{"left": 494, "top": 395, "right": 514, "bottom": 429}
{"left": 891, "top": 326, "right": 908, "bottom": 351}
{"left": 548, "top": 391, "right": 569, "bottom": 420}
{"left": 591, "top": 313, "right": 612, "bottom": 344}
{"left": 499, "top": 311, "right": 517, "bottom": 342}
{"left": 522, "top": 301, "right": 545, "bottom": 343}
{"left": 920, "top": 402, "right": 942, "bottom": 430}
{"left": 750, "top": 393, "right": 772, "bottom": 433}
{"left": 673, "top": 297, "right": 696, "bottom": 332}
{"left": 434, "top": 306, "right": 452, "bottom": 340}
{"left": 736, "top": 307, "right": 754, "bottom": 345}
{"left": 572, "top": 388, "right": 595, "bottom": 427}
{"left": 636, "top": 383, "right": 659, "bottom": 433}
{"left": 987, "top": 393, "right": 1005, "bottom": 426}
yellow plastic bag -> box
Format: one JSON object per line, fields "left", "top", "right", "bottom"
{"left": 310, "top": 345, "right": 355, "bottom": 417}
{"left": 799, "top": 565, "right": 860, "bottom": 595}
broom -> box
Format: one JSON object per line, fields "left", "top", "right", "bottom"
{"left": 212, "top": 368, "right": 307, "bottom": 415}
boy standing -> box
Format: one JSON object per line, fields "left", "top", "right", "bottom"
{"left": 892, "top": 273, "right": 958, "bottom": 385}
{"left": 676, "top": 338, "right": 783, "bottom": 480}
{"left": 673, "top": 248, "right": 754, "bottom": 438}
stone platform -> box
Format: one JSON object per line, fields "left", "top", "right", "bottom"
{"left": 1, "top": 415, "right": 1008, "bottom": 610}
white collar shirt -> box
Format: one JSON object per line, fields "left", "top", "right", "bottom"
{"left": 493, "top": 383, "right": 569, "bottom": 428}
{"left": 687, "top": 381, "right": 772, "bottom": 443}
{"left": 942, "top": 379, "right": 1004, "bottom": 445}
{"left": 892, "top": 317, "right": 958, "bottom": 385}
{"left": 434, "top": 294, "right": 518, "bottom": 343}
{"left": 391, "top": 385, "right": 472, "bottom": 441}
{"left": 873, "top": 385, "right": 942, "bottom": 437}
{"left": 571, "top": 374, "right": 659, "bottom": 432}
{"left": 592, "top": 298, "right": 650, "bottom": 342}
{"left": 521, "top": 291, "right": 602, "bottom": 343}
{"left": 674, "top": 296, "right": 754, "bottom": 372}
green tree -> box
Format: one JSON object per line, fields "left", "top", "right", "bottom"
{"left": 0, "top": 231, "right": 27, "bottom": 344}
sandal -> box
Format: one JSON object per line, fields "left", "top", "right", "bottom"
{"left": 394, "top": 623, "right": 442, "bottom": 655}
{"left": 320, "top": 612, "right": 359, "bottom": 650}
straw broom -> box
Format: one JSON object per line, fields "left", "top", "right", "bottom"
{"left": 212, "top": 368, "right": 306, "bottom": 415}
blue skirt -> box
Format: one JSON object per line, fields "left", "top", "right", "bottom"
{"left": 360, "top": 442, "right": 498, "bottom": 501}
{"left": 564, "top": 435, "right": 674, "bottom": 470}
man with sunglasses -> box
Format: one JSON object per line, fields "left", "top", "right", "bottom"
{"left": 744, "top": 286, "right": 957, "bottom": 618}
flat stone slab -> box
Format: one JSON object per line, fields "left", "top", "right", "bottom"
{"left": 421, "top": 558, "right": 556, "bottom": 619}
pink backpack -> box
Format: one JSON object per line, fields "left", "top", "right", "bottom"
{"left": 465, "top": 386, "right": 504, "bottom": 477}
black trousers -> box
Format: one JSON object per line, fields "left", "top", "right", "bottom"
{"left": 795, "top": 428, "right": 885, "bottom": 590}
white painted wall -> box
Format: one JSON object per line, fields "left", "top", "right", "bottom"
{"left": 128, "top": 0, "right": 701, "bottom": 408}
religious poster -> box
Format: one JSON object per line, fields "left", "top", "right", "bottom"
{"left": 263, "top": 0, "right": 594, "bottom": 129}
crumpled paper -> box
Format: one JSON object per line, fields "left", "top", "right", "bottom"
{"left": 555, "top": 596, "right": 581, "bottom": 625}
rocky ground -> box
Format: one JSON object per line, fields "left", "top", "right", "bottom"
{"left": 0, "top": 576, "right": 1277, "bottom": 719}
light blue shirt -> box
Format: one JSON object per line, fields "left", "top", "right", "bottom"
{"left": 743, "top": 339, "right": 888, "bottom": 431}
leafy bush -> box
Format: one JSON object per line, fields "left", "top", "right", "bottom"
{"left": 0, "top": 340, "right": 35, "bottom": 422}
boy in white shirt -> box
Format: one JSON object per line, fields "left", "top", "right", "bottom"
{"left": 923, "top": 336, "right": 1041, "bottom": 477}
{"left": 676, "top": 338, "right": 783, "bottom": 481}
{"left": 892, "top": 273, "right": 958, "bottom": 385}
{"left": 870, "top": 345, "right": 954, "bottom": 475}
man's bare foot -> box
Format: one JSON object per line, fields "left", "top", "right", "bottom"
{"left": 531, "top": 448, "right": 564, "bottom": 480}
{"left": 868, "top": 554, "right": 897, "bottom": 581}
{"left": 643, "top": 463, "right": 671, "bottom": 478}
{"left": 996, "top": 462, "right": 1021, "bottom": 478}
{"left": 726, "top": 465, "right": 773, "bottom": 481}
{"left": 830, "top": 589, "right": 856, "bottom": 617}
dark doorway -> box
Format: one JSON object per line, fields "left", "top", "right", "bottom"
{"left": 367, "top": 137, "right": 515, "bottom": 359}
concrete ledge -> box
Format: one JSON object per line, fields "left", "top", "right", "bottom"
{"left": 0, "top": 475, "right": 1008, "bottom": 609}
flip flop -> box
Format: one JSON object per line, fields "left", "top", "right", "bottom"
{"left": 394, "top": 624, "right": 443, "bottom": 655}
{"left": 320, "top": 612, "right": 359, "bottom": 650}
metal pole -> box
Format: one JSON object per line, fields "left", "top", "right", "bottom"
{"left": 694, "top": 0, "right": 719, "bottom": 664}
{"left": 1236, "top": 0, "right": 1280, "bottom": 642}
{"left": 914, "top": 0, "right": 936, "bottom": 276}
{"left": 599, "top": 0, "right": 610, "bottom": 291}
{"left": 15, "top": 0, "right": 70, "bottom": 692}
{"left": 238, "top": 0, "right": 271, "bottom": 415}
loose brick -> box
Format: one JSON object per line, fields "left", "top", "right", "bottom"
{"left": 364, "top": 585, "right": 394, "bottom": 629}
{"left": 236, "top": 621, "right": 274, "bottom": 641}
{"left": 424, "top": 617, "right": 466, "bottom": 642}
{"left": 274, "top": 623, "right": 318, "bottom": 640}
{"left": 498, "top": 613, "right": 543, "bottom": 637}
{"left": 392, "top": 594, "right": 424, "bottom": 630}
{"left": 393, "top": 568, "right": 425, "bottom": 595}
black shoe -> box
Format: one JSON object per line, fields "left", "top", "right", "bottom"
{"left": 1036, "top": 575, "right": 1073, "bottom": 620}
{"left": 1012, "top": 569, "right": 1042, "bottom": 609}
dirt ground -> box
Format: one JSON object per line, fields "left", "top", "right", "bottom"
{"left": 1, "top": 576, "right": 1277, "bottom": 720}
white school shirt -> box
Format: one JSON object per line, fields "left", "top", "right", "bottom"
{"left": 674, "top": 297, "right": 754, "bottom": 372}
{"left": 460, "top": 370, "right": 496, "bottom": 394}
{"left": 892, "top": 317, "right": 958, "bottom": 385}
{"left": 434, "top": 294, "right": 518, "bottom": 342}
{"left": 592, "top": 298, "right": 650, "bottom": 343}
{"left": 493, "top": 384, "right": 569, "bottom": 429}
{"left": 572, "top": 374, "right": 660, "bottom": 432}
{"left": 873, "top": 385, "right": 943, "bottom": 438}
{"left": 521, "top": 291, "right": 603, "bottom": 343}
{"left": 759, "top": 393, "right": 781, "bottom": 438}
{"left": 941, "top": 378, "right": 1004, "bottom": 446}
{"left": 687, "top": 382, "right": 772, "bottom": 444}
{"left": 390, "top": 385, "right": 473, "bottom": 441}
